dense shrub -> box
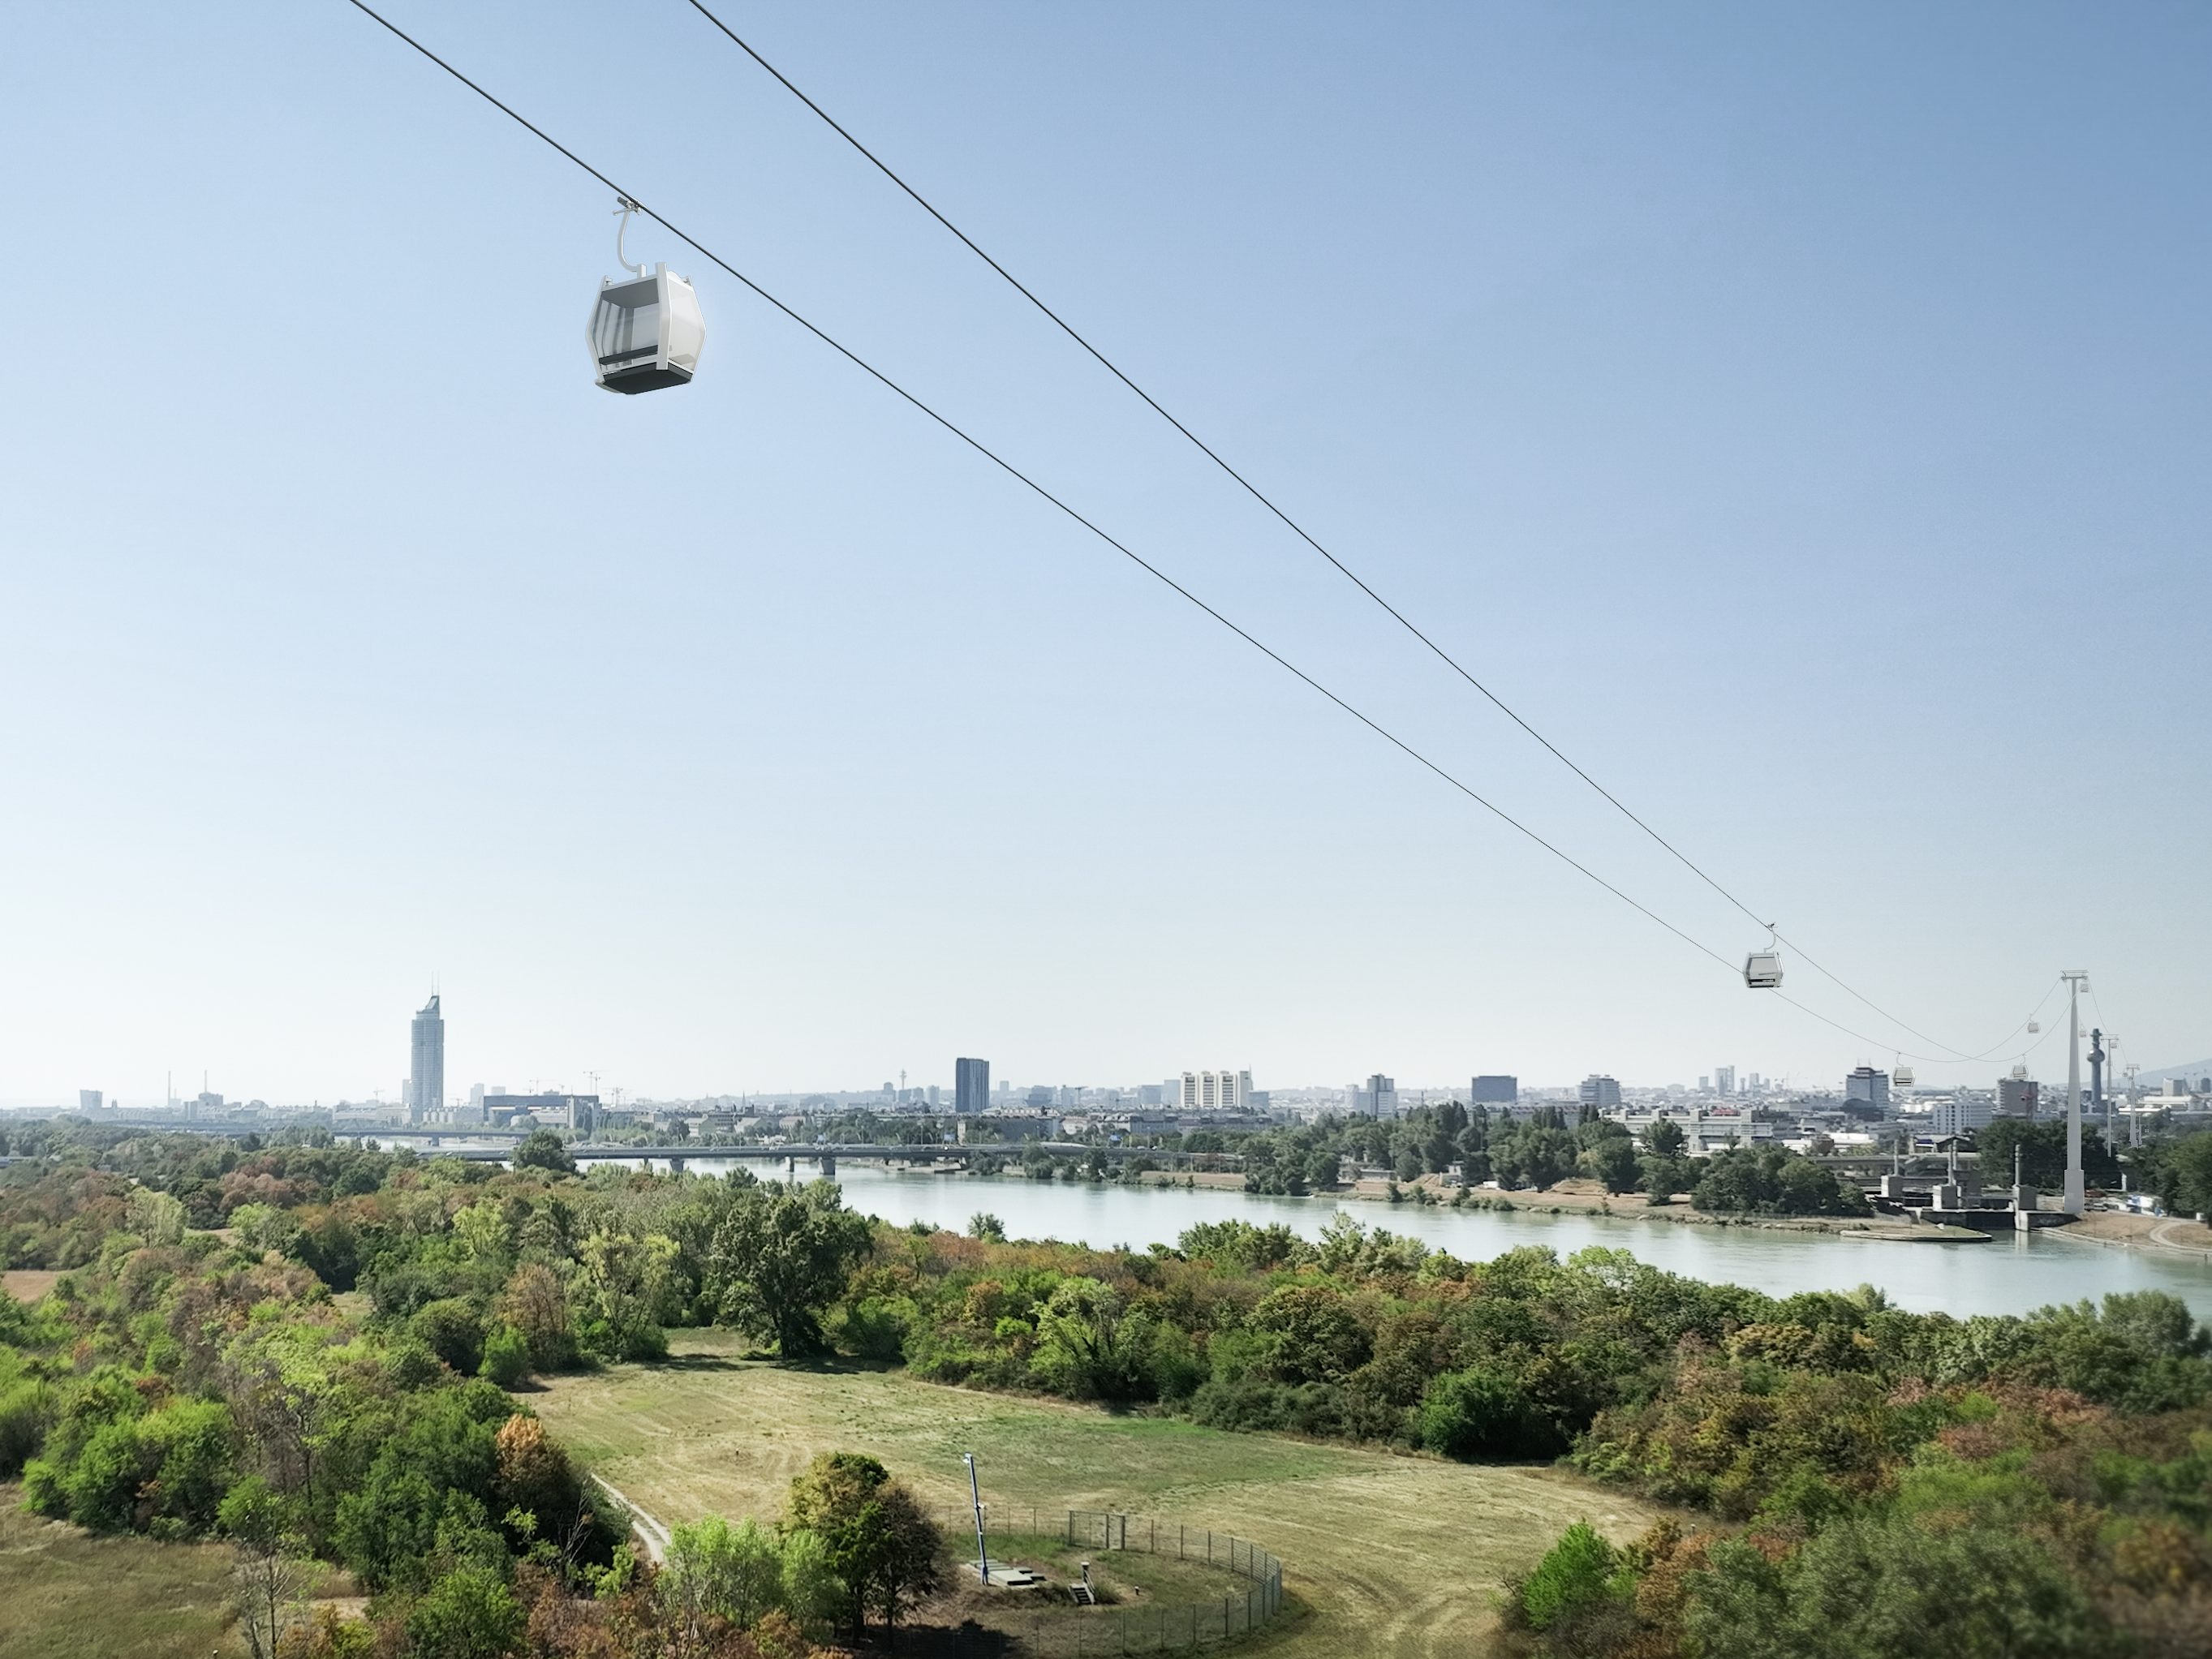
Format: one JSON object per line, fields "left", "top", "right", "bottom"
{"left": 1417, "top": 1367, "right": 1556, "bottom": 1458}
{"left": 479, "top": 1324, "right": 530, "bottom": 1387}
{"left": 1517, "top": 1521, "right": 1629, "bottom": 1632}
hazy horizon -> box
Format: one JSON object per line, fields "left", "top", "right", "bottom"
{"left": 3, "top": 2, "right": 2206, "bottom": 1102}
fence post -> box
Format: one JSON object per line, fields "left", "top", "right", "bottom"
{"left": 1178, "top": 1523, "right": 1185, "bottom": 1559}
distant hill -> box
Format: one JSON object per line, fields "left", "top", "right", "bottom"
{"left": 2141, "top": 1059, "right": 2212, "bottom": 1085}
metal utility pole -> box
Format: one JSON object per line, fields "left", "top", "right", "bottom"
{"left": 2061, "top": 971, "right": 2090, "bottom": 1214}
{"left": 962, "top": 1453, "right": 990, "bottom": 1584}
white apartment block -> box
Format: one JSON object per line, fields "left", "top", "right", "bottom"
{"left": 1179, "top": 1069, "right": 1253, "bottom": 1111}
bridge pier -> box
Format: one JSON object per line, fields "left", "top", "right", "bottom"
{"left": 820, "top": 1153, "right": 836, "bottom": 1179}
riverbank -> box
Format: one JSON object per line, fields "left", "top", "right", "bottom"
{"left": 2053, "top": 1210, "right": 2212, "bottom": 1263}
{"left": 1143, "top": 1169, "right": 1985, "bottom": 1242}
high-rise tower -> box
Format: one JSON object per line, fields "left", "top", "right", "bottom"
{"left": 408, "top": 994, "right": 445, "bottom": 1123}
{"left": 954, "top": 1057, "right": 990, "bottom": 1115}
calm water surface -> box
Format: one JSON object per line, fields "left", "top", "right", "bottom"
{"left": 619, "top": 1159, "right": 2212, "bottom": 1322}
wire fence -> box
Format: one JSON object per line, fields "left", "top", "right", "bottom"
{"left": 918, "top": 1506, "right": 1288, "bottom": 1656}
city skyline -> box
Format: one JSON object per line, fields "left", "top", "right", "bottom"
{"left": 15, "top": 1014, "right": 2199, "bottom": 1115}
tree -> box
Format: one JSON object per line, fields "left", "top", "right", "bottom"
{"left": 126, "top": 1187, "right": 187, "bottom": 1247}
{"left": 1518, "top": 1520, "right": 1628, "bottom": 1633}
{"left": 1177, "top": 1220, "right": 1308, "bottom": 1272}
{"left": 1686, "top": 1511, "right": 2108, "bottom": 1659}
{"left": 662, "top": 1515, "right": 789, "bottom": 1640}
{"left": 1458, "top": 1114, "right": 1494, "bottom": 1186}
{"left": 1644, "top": 1117, "right": 1688, "bottom": 1158}
{"left": 1641, "top": 1153, "right": 1700, "bottom": 1204}
{"left": 497, "top": 1263, "right": 575, "bottom": 1372}
{"left": 490, "top": 1416, "right": 589, "bottom": 1546}
{"left": 775, "top": 1527, "right": 843, "bottom": 1631}
{"left": 0, "top": 1376, "right": 54, "bottom": 1478}
{"left": 222, "top": 1322, "right": 338, "bottom": 1519}
{"left": 1491, "top": 1122, "right": 1577, "bottom": 1191}
{"left": 861, "top": 1481, "right": 945, "bottom": 1627}
{"left": 1246, "top": 1283, "right": 1371, "bottom": 1385}
{"left": 785, "top": 1453, "right": 944, "bottom": 1631}
{"left": 480, "top": 1325, "right": 530, "bottom": 1388}
{"left": 1418, "top": 1367, "right": 1554, "bottom": 1458}
{"left": 966, "top": 1213, "right": 1007, "bottom": 1242}
{"left": 452, "top": 1200, "right": 515, "bottom": 1264}
{"left": 1975, "top": 1118, "right": 2119, "bottom": 1192}
{"left": 573, "top": 1228, "right": 679, "bottom": 1361}
{"left": 222, "top": 1475, "right": 311, "bottom": 1659}
{"left": 1693, "top": 1146, "right": 1870, "bottom": 1216}
{"left": 704, "top": 1181, "right": 874, "bottom": 1358}
{"left": 2147, "top": 1128, "right": 2212, "bottom": 1215}
{"left": 413, "top": 1299, "right": 487, "bottom": 1375}
{"left": 1578, "top": 1134, "right": 1643, "bottom": 1195}
{"left": 512, "top": 1130, "right": 578, "bottom": 1177}
{"left": 405, "top": 1564, "right": 524, "bottom": 1659}
{"left": 1029, "top": 1277, "right": 1155, "bottom": 1401}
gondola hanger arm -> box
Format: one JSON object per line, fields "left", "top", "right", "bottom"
{"left": 613, "top": 196, "right": 646, "bottom": 277}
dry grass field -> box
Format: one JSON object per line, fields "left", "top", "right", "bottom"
{"left": 0, "top": 1485, "right": 243, "bottom": 1658}
{"left": 531, "top": 1330, "right": 1666, "bottom": 1658}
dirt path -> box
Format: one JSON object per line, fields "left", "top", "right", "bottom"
{"left": 589, "top": 1476, "right": 669, "bottom": 1564}
{"left": 2151, "top": 1218, "right": 2212, "bottom": 1259}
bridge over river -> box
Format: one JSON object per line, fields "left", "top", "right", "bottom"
{"left": 337, "top": 1135, "right": 1231, "bottom": 1176}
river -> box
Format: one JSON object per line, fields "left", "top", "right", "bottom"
{"left": 603, "top": 1158, "right": 2212, "bottom": 1321}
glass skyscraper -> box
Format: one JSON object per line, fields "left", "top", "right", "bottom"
{"left": 408, "top": 993, "right": 445, "bottom": 1121}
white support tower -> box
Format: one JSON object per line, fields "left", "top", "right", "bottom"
{"left": 2061, "top": 970, "right": 2089, "bottom": 1215}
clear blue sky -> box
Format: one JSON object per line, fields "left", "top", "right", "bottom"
{"left": 2, "top": 2, "right": 2205, "bottom": 1105}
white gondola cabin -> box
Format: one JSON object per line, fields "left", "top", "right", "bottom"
{"left": 1894, "top": 1064, "right": 1916, "bottom": 1088}
{"left": 1743, "top": 951, "right": 1784, "bottom": 989}
{"left": 588, "top": 262, "right": 704, "bottom": 394}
